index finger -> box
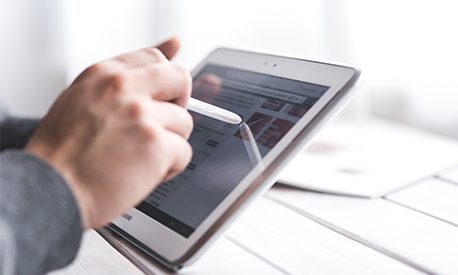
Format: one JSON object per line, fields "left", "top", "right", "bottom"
{"left": 113, "top": 37, "right": 180, "bottom": 68}
{"left": 156, "top": 37, "right": 180, "bottom": 60}
{"left": 133, "top": 62, "right": 192, "bottom": 107}
{"left": 114, "top": 47, "right": 168, "bottom": 68}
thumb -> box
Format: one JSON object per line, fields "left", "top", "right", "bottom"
{"left": 156, "top": 37, "right": 181, "bottom": 60}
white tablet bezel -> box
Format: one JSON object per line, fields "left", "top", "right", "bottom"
{"left": 109, "top": 48, "right": 360, "bottom": 270}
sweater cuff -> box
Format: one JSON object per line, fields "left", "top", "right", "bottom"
{"left": 0, "top": 150, "right": 83, "bottom": 274}
{"left": 0, "top": 117, "right": 40, "bottom": 151}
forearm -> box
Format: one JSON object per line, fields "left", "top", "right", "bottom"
{"left": 0, "top": 150, "right": 83, "bottom": 275}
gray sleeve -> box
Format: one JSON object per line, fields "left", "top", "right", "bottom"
{"left": 0, "top": 101, "right": 40, "bottom": 151}
{"left": 0, "top": 150, "right": 83, "bottom": 275}
{"left": 0, "top": 117, "right": 40, "bottom": 151}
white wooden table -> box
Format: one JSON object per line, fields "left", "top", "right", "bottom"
{"left": 51, "top": 164, "right": 458, "bottom": 275}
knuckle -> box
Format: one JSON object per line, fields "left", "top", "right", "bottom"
{"left": 125, "top": 100, "right": 145, "bottom": 118}
{"left": 145, "top": 48, "right": 164, "bottom": 59}
{"left": 139, "top": 120, "right": 160, "bottom": 141}
{"left": 169, "top": 105, "right": 193, "bottom": 138}
{"left": 107, "top": 72, "right": 129, "bottom": 92}
{"left": 114, "top": 55, "right": 129, "bottom": 64}
{"left": 77, "top": 62, "right": 110, "bottom": 82}
{"left": 85, "top": 62, "right": 107, "bottom": 75}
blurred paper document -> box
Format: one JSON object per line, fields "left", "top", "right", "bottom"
{"left": 278, "top": 119, "right": 458, "bottom": 198}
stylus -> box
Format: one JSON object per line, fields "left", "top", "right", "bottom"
{"left": 188, "top": 97, "right": 242, "bottom": 124}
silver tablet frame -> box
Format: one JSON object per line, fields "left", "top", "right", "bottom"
{"left": 108, "top": 48, "right": 361, "bottom": 271}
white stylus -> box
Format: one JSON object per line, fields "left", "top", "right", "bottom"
{"left": 188, "top": 97, "right": 242, "bottom": 124}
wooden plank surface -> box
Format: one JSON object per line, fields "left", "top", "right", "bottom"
{"left": 268, "top": 186, "right": 458, "bottom": 274}
{"left": 387, "top": 178, "right": 458, "bottom": 226}
{"left": 49, "top": 182, "right": 458, "bottom": 274}
{"left": 439, "top": 165, "right": 458, "bottom": 184}
{"left": 115, "top": 232, "right": 286, "bottom": 275}
{"left": 226, "top": 197, "right": 420, "bottom": 275}
{"left": 49, "top": 230, "right": 143, "bottom": 275}
{"left": 50, "top": 226, "right": 284, "bottom": 275}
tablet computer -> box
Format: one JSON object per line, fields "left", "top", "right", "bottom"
{"left": 108, "top": 48, "right": 361, "bottom": 270}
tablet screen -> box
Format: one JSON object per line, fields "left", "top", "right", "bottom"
{"left": 137, "top": 64, "right": 329, "bottom": 237}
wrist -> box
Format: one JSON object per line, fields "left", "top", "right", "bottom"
{"left": 59, "top": 171, "right": 93, "bottom": 230}
{"left": 24, "top": 144, "right": 92, "bottom": 229}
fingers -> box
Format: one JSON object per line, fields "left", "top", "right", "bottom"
{"left": 137, "top": 119, "right": 192, "bottom": 182}
{"left": 145, "top": 97, "right": 193, "bottom": 180}
{"left": 76, "top": 37, "right": 182, "bottom": 85}
{"left": 76, "top": 37, "right": 190, "bottom": 108}
{"left": 132, "top": 62, "right": 192, "bottom": 107}
{"left": 156, "top": 37, "right": 180, "bottom": 60}
{"left": 112, "top": 37, "right": 179, "bottom": 68}
{"left": 148, "top": 101, "right": 194, "bottom": 139}
{"left": 160, "top": 130, "right": 193, "bottom": 181}
{"left": 114, "top": 47, "right": 168, "bottom": 68}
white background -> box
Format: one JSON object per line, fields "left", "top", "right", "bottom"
{"left": 1, "top": 0, "right": 457, "bottom": 138}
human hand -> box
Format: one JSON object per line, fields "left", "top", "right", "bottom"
{"left": 25, "top": 37, "right": 193, "bottom": 229}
